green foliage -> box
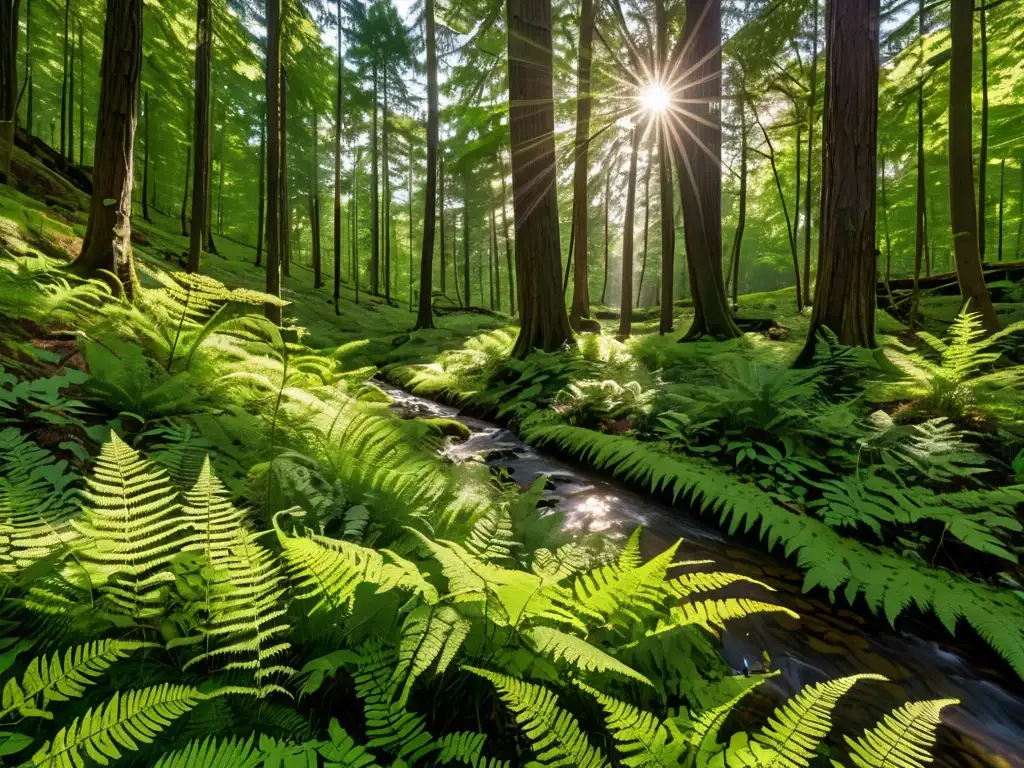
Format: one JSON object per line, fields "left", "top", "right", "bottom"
{"left": 838, "top": 698, "right": 960, "bottom": 768}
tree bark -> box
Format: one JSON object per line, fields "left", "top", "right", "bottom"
{"left": 674, "top": 0, "right": 741, "bottom": 340}
{"left": 910, "top": 0, "right": 926, "bottom": 326}
{"left": 383, "top": 68, "right": 391, "bottom": 302}
{"left": 77, "top": 17, "right": 83, "bottom": 162}
{"left": 726, "top": 96, "right": 747, "bottom": 311}
{"left": 187, "top": 0, "right": 212, "bottom": 274}
{"left": 311, "top": 111, "right": 323, "bottom": 288}
{"left": 802, "top": 0, "right": 819, "bottom": 307}
{"left": 618, "top": 123, "right": 645, "bottom": 339}
{"left": 439, "top": 153, "right": 446, "bottom": 294}
{"left": 636, "top": 147, "right": 652, "bottom": 308}
{"left": 280, "top": 64, "right": 291, "bottom": 278}
{"left": 506, "top": 0, "right": 573, "bottom": 356}
{"left": 997, "top": 157, "right": 1005, "bottom": 262}
{"left": 798, "top": 0, "right": 880, "bottom": 360}
{"left": 463, "top": 168, "right": 471, "bottom": 306}
{"left": 61, "top": 0, "right": 70, "bottom": 159}
{"left": 978, "top": 3, "right": 988, "bottom": 261}
{"left": 334, "top": 1, "right": 343, "bottom": 309}
{"left": 656, "top": 0, "right": 674, "bottom": 334}
{"left": 180, "top": 142, "right": 191, "bottom": 236}
{"left": 256, "top": 108, "right": 265, "bottom": 266}
{"left": 370, "top": 64, "right": 379, "bottom": 295}
{"left": 601, "top": 168, "right": 610, "bottom": 304}
{"left": 452, "top": 209, "right": 461, "bottom": 305}
{"left": 948, "top": 0, "right": 999, "bottom": 332}
{"left": 264, "top": 0, "right": 282, "bottom": 324}
{"left": 0, "top": 0, "right": 19, "bottom": 183}
{"left": 568, "top": 0, "right": 594, "bottom": 329}
{"left": 70, "top": 0, "right": 141, "bottom": 298}
{"left": 498, "top": 148, "right": 515, "bottom": 315}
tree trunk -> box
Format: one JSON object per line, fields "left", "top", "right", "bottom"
{"left": 802, "top": 0, "right": 820, "bottom": 308}
{"left": 726, "top": 97, "right": 747, "bottom": 311}
{"left": 264, "top": 0, "right": 282, "bottom": 324}
{"left": 0, "top": 0, "right": 19, "bottom": 183}
{"left": 77, "top": 17, "right": 83, "bottom": 162}
{"left": 180, "top": 142, "right": 191, "bottom": 236}
{"left": 216, "top": 118, "right": 225, "bottom": 235}
{"left": 61, "top": 0, "right": 70, "bottom": 159}
{"left": 68, "top": 31, "right": 74, "bottom": 163}
{"left": 798, "top": 0, "right": 879, "bottom": 361}
{"left": 755, "top": 110, "right": 802, "bottom": 310}
{"left": 187, "top": 0, "right": 212, "bottom": 274}
{"left": 674, "top": 0, "right": 741, "bottom": 340}
{"left": 978, "top": 3, "right": 988, "bottom": 261}
{"left": 370, "top": 64, "right": 379, "bottom": 295}
{"left": 452, "top": 210, "right": 461, "bottom": 305}
{"left": 506, "top": 1, "right": 573, "bottom": 354}
{"left": 256, "top": 108, "right": 265, "bottom": 266}
{"left": 408, "top": 141, "right": 414, "bottom": 311}
{"left": 70, "top": 0, "right": 141, "bottom": 298}
{"left": 948, "top": 0, "right": 999, "bottom": 332}
{"left": 998, "top": 157, "right": 1005, "bottom": 262}
{"left": 383, "top": 68, "right": 391, "bottom": 302}
{"left": 141, "top": 90, "right": 150, "bottom": 221}
{"left": 1017, "top": 161, "right": 1024, "bottom": 259}
{"left": 636, "top": 147, "right": 652, "bottom": 308}
{"left": 439, "top": 153, "right": 446, "bottom": 294}
{"left": 333, "top": 0, "right": 343, "bottom": 309}
{"left": 498, "top": 148, "right": 515, "bottom": 315}
{"left": 568, "top": 0, "right": 594, "bottom": 329}
{"left": 463, "top": 169, "right": 471, "bottom": 307}
{"left": 601, "top": 169, "right": 610, "bottom": 304}
{"left": 490, "top": 196, "right": 500, "bottom": 311}
{"left": 280, "top": 64, "right": 291, "bottom": 278}
{"left": 488, "top": 194, "right": 496, "bottom": 309}
{"left": 23, "top": 0, "right": 32, "bottom": 139}
{"left": 352, "top": 150, "right": 360, "bottom": 303}
{"left": 312, "top": 111, "right": 323, "bottom": 288}
{"left": 911, "top": 0, "right": 926, "bottom": 326}
{"left": 656, "top": 0, "right": 674, "bottom": 334}
{"left": 618, "top": 123, "right": 645, "bottom": 339}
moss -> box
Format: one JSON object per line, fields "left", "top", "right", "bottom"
{"left": 422, "top": 417, "right": 472, "bottom": 441}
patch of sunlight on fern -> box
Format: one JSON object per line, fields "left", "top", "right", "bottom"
{"left": 837, "top": 697, "right": 958, "bottom": 768}
{"left": 153, "top": 734, "right": 264, "bottom": 768}
{"left": 392, "top": 605, "right": 470, "bottom": 707}
{"left": 525, "top": 626, "right": 651, "bottom": 684}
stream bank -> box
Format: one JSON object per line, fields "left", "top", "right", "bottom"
{"left": 376, "top": 380, "right": 1024, "bottom": 768}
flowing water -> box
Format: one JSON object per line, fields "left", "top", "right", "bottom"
{"left": 376, "top": 382, "right": 1024, "bottom": 767}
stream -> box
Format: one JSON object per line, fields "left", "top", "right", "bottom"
{"left": 377, "top": 381, "right": 1024, "bottom": 768}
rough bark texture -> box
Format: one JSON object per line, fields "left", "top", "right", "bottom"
{"left": 415, "top": 0, "right": 438, "bottom": 333}
{"left": 0, "top": 0, "right": 21, "bottom": 182}
{"left": 506, "top": 0, "right": 573, "bottom": 357}
{"left": 265, "top": 0, "right": 282, "bottom": 324}
{"left": 333, "top": 1, "right": 343, "bottom": 311}
{"left": 674, "top": 0, "right": 741, "bottom": 340}
{"left": 187, "top": 0, "right": 212, "bottom": 274}
{"left": 568, "top": 0, "right": 593, "bottom": 330}
{"left": 71, "top": 0, "right": 141, "bottom": 298}
{"left": 256, "top": 109, "right": 265, "bottom": 266}
{"left": 947, "top": 0, "right": 999, "bottom": 332}
{"left": 799, "top": 0, "right": 879, "bottom": 360}
{"left": 618, "top": 124, "right": 644, "bottom": 339}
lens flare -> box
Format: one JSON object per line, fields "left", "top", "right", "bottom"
{"left": 640, "top": 83, "right": 671, "bottom": 114}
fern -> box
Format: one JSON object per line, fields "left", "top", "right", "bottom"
{"left": 0, "top": 640, "right": 155, "bottom": 720}
{"left": 571, "top": 539, "right": 680, "bottom": 623}
{"left": 71, "top": 432, "right": 188, "bottom": 618}
{"left": 153, "top": 734, "right": 264, "bottom": 768}
{"left": 32, "top": 684, "right": 208, "bottom": 768}
{"left": 837, "top": 698, "right": 958, "bottom": 768}
{"left": 525, "top": 626, "right": 651, "bottom": 684}
{"left": 651, "top": 599, "right": 799, "bottom": 637}
{"left": 465, "top": 507, "right": 519, "bottom": 563}
{"left": 392, "top": 605, "right": 470, "bottom": 706}
{"left": 463, "top": 666, "right": 607, "bottom": 768}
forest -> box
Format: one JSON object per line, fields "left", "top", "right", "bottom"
{"left": 0, "top": 0, "right": 1023, "bottom": 764}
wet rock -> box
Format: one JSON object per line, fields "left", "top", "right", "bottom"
{"left": 480, "top": 448, "right": 521, "bottom": 463}
{"left": 536, "top": 497, "right": 559, "bottom": 510}
{"left": 546, "top": 472, "right": 576, "bottom": 485}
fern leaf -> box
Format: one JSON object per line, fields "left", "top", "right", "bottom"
{"left": 840, "top": 698, "right": 958, "bottom": 768}
{"left": 651, "top": 599, "right": 799, "bottom": 637}
{"left": 531, "top": 545, "right": 588, "bottom": 582}
{"left": 393, "top": 605, "right": 470, "bottom": 707}
{"left": 463, "top": 666, "right": 607, "bottom": 768}
{"left": 152, "top": 734, "right": 263, "bottom": 768}
{"left": 466, "top": 507, "right": 519, "bottom": 562}
{"left": 688, "top": 674, "right": 772, "bottom": 765}
{"left": 572, "top": 540, "right": 681, "bottom": 624}
{"left": 0, "top": 640, "right": 156, "bottom": 720}
{"left": 525, "top": 627, "right": 651, "bottom": 684}
{"left": 318, "top": 718, "right": 382, "bottom": 767}
{"left": 32, "top": 684, "right": 207, "bottom": 768}
{"left": 663, "top": 572, "right": 774, "bottom": 599}
{"left": 755, "top": 674, "right": 887, "bottom": 768}
{"left": 576, "top": 681, "right": 687, "bottom": 767}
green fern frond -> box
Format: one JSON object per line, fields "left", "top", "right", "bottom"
{"left": 754, "top": 674, "right": 887, "bottom": 768}
{"left": 71, "top": 432, "right": 187, "bottom": 618}
{"left": 437, "top": 731, "right": 510, "bottom": 767}
{"left": 576, "top": 681, "right": 687, "bottom": 767}
{"left": 839, "top": 698, "right": 958, "bottom": 768}
{"left": 663, "top": 572, "right": 774, "bottom": 599}
{"left": 317, "top": 718, "right": 382, "bottom": 767}
{"left": 571, "top": 539, "right": 681, "bottom": 623}
{"left": 0, "top": 640, "right": 156, "bottom": 720}
{"left": 276, "top": 511, "right": 438, "bottom": 613}
{"left": 32, "top": 684, "right": 208, "bottom": 768}
{"left": 465, "top": 507, "right": 519, "bottom": 563}
{"left": 393, "top": 605, "right": 470, "bottom": 707}
{"left": 687, "top": 674, "right": 772, "bottom": 765}
{"left": 153, "top": 734, "right": 263, "bottom": 768}
{"left": 525, "top": 627, "right": 651, "bottom": 684}
{"left": 531, "top": 544, "right": 589, "bottom": 582}
{"left": 651, "top": 599, "right": 799, "bottom": 637}
{"left": 463, "top": 666, "right": 607, "bottom": 768}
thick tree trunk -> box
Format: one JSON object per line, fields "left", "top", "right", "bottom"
{"left": 798, "top": 0, "right": 880, "bottom": 360}
{"left": 568, "top": 0, "right": 594, "bottom": 329}
{"left": 674, "top": 0, "right": 741, "bottom": 340}
{"left": 978, "top": 4, "right": 988, "bottom": 261}
{"left": 180, "top": 142, "right": 191, "bottom": 236}
{"left": 370, "top": 65, "right": 379, "bottom": 295}
{"left": 280, "top": 65, "right": 291, "bottom": 278}
{"left": 141, "top": 90, "right": 150, "bottom": 221}
{"left": 506, "top": 0, "right": 572, "bottom": 356}
{"left": 636, "top": 148, "right": 652, "bottom": 308}
{"left": 948, "top": 0, "right": 999, "bottom": 332}
{"left": 498, "top": 148, "right": 515, "bottom": 314}
{"left": 61, "top": 0, "right": 70, "bottom": 159}
{"left": 802, "top": 0, "right": 819, "bottom": 307}
{"left": 333, "top": 3, "right": 343, "bottom": 310}
{"left": 187, "top": 0, "right": 212, "bottom": 274}
{"left": 463, "top": 170, "right": 471, "bottom": 307}
{"left": 256, "top": 109, "right": 265, "bottom": 266}
{"left": 618, "top": 123, "right": 645, "bottom": 339}
{"left": 71, "top": 0, "right": 141, "bottom": 298}
{"left": 264, "top": 0, "right": 282, "bottom": 324}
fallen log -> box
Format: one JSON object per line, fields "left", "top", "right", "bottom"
{"left": 14, "top": 126, "right": 93, "bottom": 196}
{"left": 878, "top": 260, "right": 1024, "bottom": 295}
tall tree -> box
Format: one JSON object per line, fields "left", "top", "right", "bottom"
{"left": 439, "top": 153, "right": 446, "bottom": 293}
{"left": 568, "top": 0, "right": 594, "bottom": 330}
{"left": 978, "top": 2, "right": 989, "bottom": 261}
{"left": 256, "top": 107, "right": 265, "bottom": 266}
{"left": 656, "top": 0, "right": 674, "bottom": 334}
{"left": 1, "top": 0, "right": 22, "bottom": 182}
{"left": 280, "top": 64, "right": 291, "bottom": 277}
{"left": 414, "top": 0, "right": 437, "bottom": 329}
{"left": 333, "top": 0, "right": 344, "bottom": 311}
{"left": 141, "top": 90, "right": 150, "bottom": 221}
{"left": 187, "top": 0, "right": 213, "bottom": 273}
{"left": 802, "top": 0, "right": 819, "bottom": 307}
{"left": 462, "top": 168, "right": 471, "bottom": 307}
{"left": 506, "top": 0, "right": 573, "bottom": 356}
{"left": 618, "top": 122, "right": 646, "bottom": 339}
{"left": 311, "top": 112, "right": 323, "bottom": 288}
{"left": 726, "top": 90, "right": 747, "bottom": 311}
{"left": 77, "top": 16, "right": 84, "bottom": 162}
{"left": 672, "top": 0, "right": 741, "bottom": 340}
{"left": 498, "top": 148, "right": 515, "bottom": 315}
{"left": 265, "top": 0, "right": 283, "bottom": 324}
{"left": 71, "top": 0, "right": 142, "bottom": 298}
{"left": 180, "top": 142, "right": 191, "bottom": 236}
{"left": 798, "top": 0, "right": 880, "bottom": 360}
{"left": 948, "top": 0, "right": 999, "bottom": 332}
{"left": 23, "top": 0, "right": 32, "bottom": 139}
{"left": 370, "top": 63, "right": 379, "bottom": 293}
{"left": 910, "top": 0, "right": 926, "bottom": 326}
{"left": 383, "top": 69, "right": 391, "bottom": 302}
{"left": 61, "top": 0, "right": 70, "bottom": 159}
{"left": 636, "top": 147, "right": 652, "bottom": 308}
{"left": 68, "top": 30, "right": 74, "bottom": 163}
